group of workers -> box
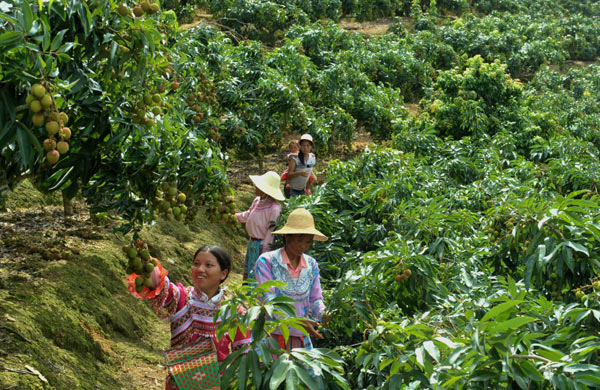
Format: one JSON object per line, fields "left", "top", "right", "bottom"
{"left": 128, "top": 134, "right": 325, "bottom": 389}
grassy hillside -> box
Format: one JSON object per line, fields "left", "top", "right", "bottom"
{"left": 0, "top": 179, "right": 254, "bottom": 389}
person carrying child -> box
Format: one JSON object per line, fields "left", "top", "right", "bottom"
{"left": 281, "top": 135, "right": 317, "bottom": 198}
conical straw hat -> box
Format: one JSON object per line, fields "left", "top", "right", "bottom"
{"left": 272, "top": 208, "right": 328, "bottom": 241}
{"left": 249, "top": 171, "right": 285, "bottom": 201}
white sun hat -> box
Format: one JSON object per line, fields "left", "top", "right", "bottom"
{"left": 299, "top": 134, "right": 313, "bottom": 145}
{"left": 249, "top": 171, "right": 285, "bottom": 201}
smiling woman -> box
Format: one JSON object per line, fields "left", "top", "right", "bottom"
{"left": 129, "top": 245, "right": 251, "bottom": 390}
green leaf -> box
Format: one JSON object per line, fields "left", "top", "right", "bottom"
{"left": 442, "top": 376, "right": 463, "bottom": 388}
{"left": 566, "top": 241, "right": 588, "bottom": 256}
{"left": 238, "top": 354, "right": 248, "bottom": 390}
{"left": 285, "top": 368, "right": 298, "bottom": 390}
{"left": 0, "top": 31, "right": 24, "bottom": 49}
{"left": 480, "top": 300, "right": 522, "bottom": 323}
{"left": 489, "top": 316, "right": 536, "bottom": 333}
{"left": 42, "top": 18, "right": 50, "bottom": 50}
{"left": 280, "top": 323, "right": 290, "bottom": 343}
{"left": 269, "top": 359, "right": 290, "bottom": 390}
{"left": 563, "top": 364, "right": 600, "bottom": 374}
{"left": 50, "top": 29, "right": 67, "bottom": 51}
{"left": 21, "top": 0, "right": 33, "bottom": 33}
{"left": 423, "top": 340, "right": 440, "bottom": 362}
{"left": 251, "top": 312, "right": 266, "bottom": 343}
{"left": 0, "top": 121, "right": 15, "bottom": 146}
{"left": 77, "top": 1, "right": 91, "bottom": 37}
{"left": 415, "top": 346, "right": 426, "bottom": 369}
{"left": 294, "top": 365, "right": 318, "bottom": 389}
{"left": 519, "top": 360, "right": 544, "bottom": 381}
{"left": 573, "top": 374, "right": 600, "bottom": 386}
{"left": 434, "top": 336, "right": 462, "bottom": 349}
{"left": 15, "top": 124, "right": 34, "bottom": 170}
{"left": 0, "top": 13, "right": 18, "bottom": 25}
{"left": 532, "top": 344, "right": 565, "bottom": 362}
{"left": 248, "top": 350, "right": 262, "bottom": 388}
{"left": 524, "top": 253, "right": 536, "bottom": 288}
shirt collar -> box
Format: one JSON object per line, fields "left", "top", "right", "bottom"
{"left": 193, "top": 287, "right": 224, "bottom": 306}
{"left": 281, "top": 249, "right": 307, "bottom": 278}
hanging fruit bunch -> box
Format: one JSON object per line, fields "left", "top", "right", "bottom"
{"left": 574, "top": 279, "right": 600, "bottom": 305}
{"left": 26, "top": 82, "right": 71, "bottom": 165}
{"left": 123, "top": 238, "right": 158, "bottom": 293}
{"left": 116, "top": 1, "right": 160, "bottom": 19}
{"left": 204, "top": 191, "right": 237, "bottom": 225}
{"left": 131, "top": 88, "right": 166, "bottom": 127}
{"left": 184, "top": 72, "right": 220, "bottom": 141}
{"left": 152, "top": 181, "right": 188, "bottom": 221}
{"left": 394, "top": 263, "right": 412, "bottom": 283}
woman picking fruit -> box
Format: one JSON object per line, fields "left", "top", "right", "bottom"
{"left": 255, "top": 208, "right": 328, "bottom": 351}
{"left": 127, "top": 245, "right": 251, "bottom": 390}
{"left": 235, "top": 171, "right": 285, "bottom": 282}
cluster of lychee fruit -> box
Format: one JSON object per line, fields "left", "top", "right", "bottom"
{"left": 545, "top": 272, "right": 562, "bottom": 300}
{"left": 26, "top": 83, "right": 71, "bottom": 165}
{"left": 395, "top": 268, "right": 412, "bottom": 283}
{"left": 131, "top": 90, "right": 164, "bottom": 126}
{"left": 117, "top": 1, "right": 159, "bottom": 18}
{"left": 575, "top": 280, "right": 600, "bottom": 304}
{"left": 152, "top": 182, "right": 188, "bottom": 222}
{"left": 205, "top": 194, "right": 237, "bottom": 225}
{"left": 123, "top": 239, "right": 157, "bottom": 293}
{"left": 187, "top": 91, "right": 206, "bottom": 125}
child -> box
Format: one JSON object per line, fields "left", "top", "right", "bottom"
{"left": 281, "top": 140, "right": 315, "bottom": 197}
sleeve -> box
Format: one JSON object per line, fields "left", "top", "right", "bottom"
{"left": 255, "top": 255, "right": 277, "bottom": 303}
{"left": 308, "top": 262, "right": 325, "bottom": 322}
{"left": 236, "top": 197, "right": 259, "bottom": 223}
{"left": 262, "top": 203, "right": 282, "bottom": 253}
{"left": 148, "top": 277, "right": 186, "bottom": 318}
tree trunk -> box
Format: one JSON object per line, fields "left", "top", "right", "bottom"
{"left": 62, "top": 181, "right": 79, "bottom": 217}
{"left": 62, "top": 191, "right": 74, "bottom": 216}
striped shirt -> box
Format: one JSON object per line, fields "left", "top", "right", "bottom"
{"left": 150, "top": 279, "right": 251, "bottom": 362}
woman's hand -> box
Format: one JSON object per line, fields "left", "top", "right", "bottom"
{"left": 150, "top": 266, "right": 162, "bottom": 290}
{"left": 302, "top": 319, "right": 323, "bottom": 339}
{"left": 300, "top": 170, "right": 310, "bottom": 177}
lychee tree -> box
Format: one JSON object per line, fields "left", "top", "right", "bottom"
{"left": 0, "top": 0, "right": 229, "bottom": 231}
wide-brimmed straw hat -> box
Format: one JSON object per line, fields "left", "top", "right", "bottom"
{"left": 249, "top": 171, "right": 285, "bottom": 201}
{"left": 272, "top": 208, "right": 328, "bottom": 241}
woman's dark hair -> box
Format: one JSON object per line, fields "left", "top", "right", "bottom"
{"left": 298, "top": 140, "right": 311, "bottom": 165}
{"left": 194, "top": 245, "right": 231, "bottom": 283}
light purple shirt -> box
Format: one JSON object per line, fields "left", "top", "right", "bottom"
{"left": 255, "top": 248, "right": 325, "bottom": 337}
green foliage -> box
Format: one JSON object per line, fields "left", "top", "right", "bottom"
{"left": 422, "top": 56, "right": 525, "bottom": 140}
{"left": 216, "top": 280, "right": 350, "bottom": 389}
